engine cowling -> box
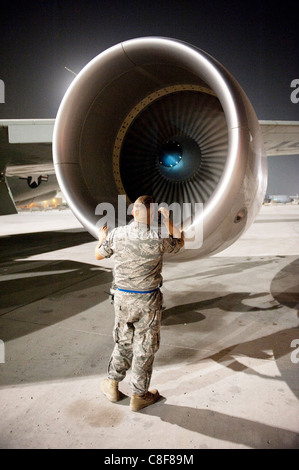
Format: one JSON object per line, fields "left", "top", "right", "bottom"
{"left": 53, "top": 37, "right": 267, "bottom": 258}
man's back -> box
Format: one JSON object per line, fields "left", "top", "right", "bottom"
{"left": 99, "top": 220, "right": 181, "bottom": 291}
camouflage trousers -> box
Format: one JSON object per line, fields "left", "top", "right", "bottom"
{"left": 108, "top": 289, "right": 163, "bottom": 395}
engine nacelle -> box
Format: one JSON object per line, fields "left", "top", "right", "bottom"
{"left": 53, "top": 37, "right": 267, "bottom": 258}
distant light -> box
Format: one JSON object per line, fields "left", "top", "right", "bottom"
{"left": 159, "top": 141, "right": 182, "bottom": 168}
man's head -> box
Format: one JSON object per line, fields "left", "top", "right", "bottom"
{"left": 132, "top": 195, "right": 155, "bottom": 225}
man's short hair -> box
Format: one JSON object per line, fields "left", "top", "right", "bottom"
{"left": 133, "top": 195, "right": 154, "bottom": 222}
{"left": 134, "top": 195, "right": 154, "bottom": 210}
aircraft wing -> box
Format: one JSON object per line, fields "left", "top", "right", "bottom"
{"left": 259, "top": 120, "right": 299, "bottom": 156}
{"left": 0, "top": 118, "right": 298, "bottom": 215}
{"left": 0, "top": 119, "right": 55, "bottom": 214}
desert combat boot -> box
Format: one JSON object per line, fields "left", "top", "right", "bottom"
{"left": 100, "top": 378, "right": 120, "bottom": 402}
{"left": 130, "top": 389, "right": 160, "bottom": 411}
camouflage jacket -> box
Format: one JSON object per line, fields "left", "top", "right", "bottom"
{"left": 96, "top": 221, "right": 183, "bottom": 291}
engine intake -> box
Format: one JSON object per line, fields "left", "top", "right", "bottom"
{"left": 53, "top": 37, "right": 267, "bottom": 258}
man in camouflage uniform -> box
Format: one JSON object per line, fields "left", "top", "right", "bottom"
{"left": 95, "top": 195, "right": 184, "bottom": 411}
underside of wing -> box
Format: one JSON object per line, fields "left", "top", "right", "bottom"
{"left": 0, "top": 119, "right": 56, "bottom": 214}
{"left": 259, "top": 120, "right": 299, "bottom": 156}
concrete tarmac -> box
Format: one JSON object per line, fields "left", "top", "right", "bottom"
{"left": 0, "top": 205, "right": 298, "bottom": 449}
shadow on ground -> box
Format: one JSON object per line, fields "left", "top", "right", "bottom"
{"left": 142, "top": 403, "right": 299, "bottom": 449}
{"left": 0, "top": 229, "right": 94, "bottom": 262}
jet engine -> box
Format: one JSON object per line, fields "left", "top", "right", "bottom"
{"left": 53, "top": 37, "right": 267, "bottom": 258}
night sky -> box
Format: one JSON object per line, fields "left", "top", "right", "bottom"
{"left": 1, "top": 0, "right": 298, "bottom": 194}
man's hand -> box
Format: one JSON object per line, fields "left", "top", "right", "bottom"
{"left": 158, "top": 207, "right": 184, "bottom": 244}
{"left": 95, "top": 225, "right": 109, "bottom": 260}
{"left": 98, "top": 225, "right": 109, "bottom": 245}
{"left": 158, "top": 207, "right": 170, "bottom": 220}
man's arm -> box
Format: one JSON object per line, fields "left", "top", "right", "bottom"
{"left": 158, "top": 207, "right": 184, "bottom": 247}
{"left": 95, "top": 225, "right": 109, "bottom": 260}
